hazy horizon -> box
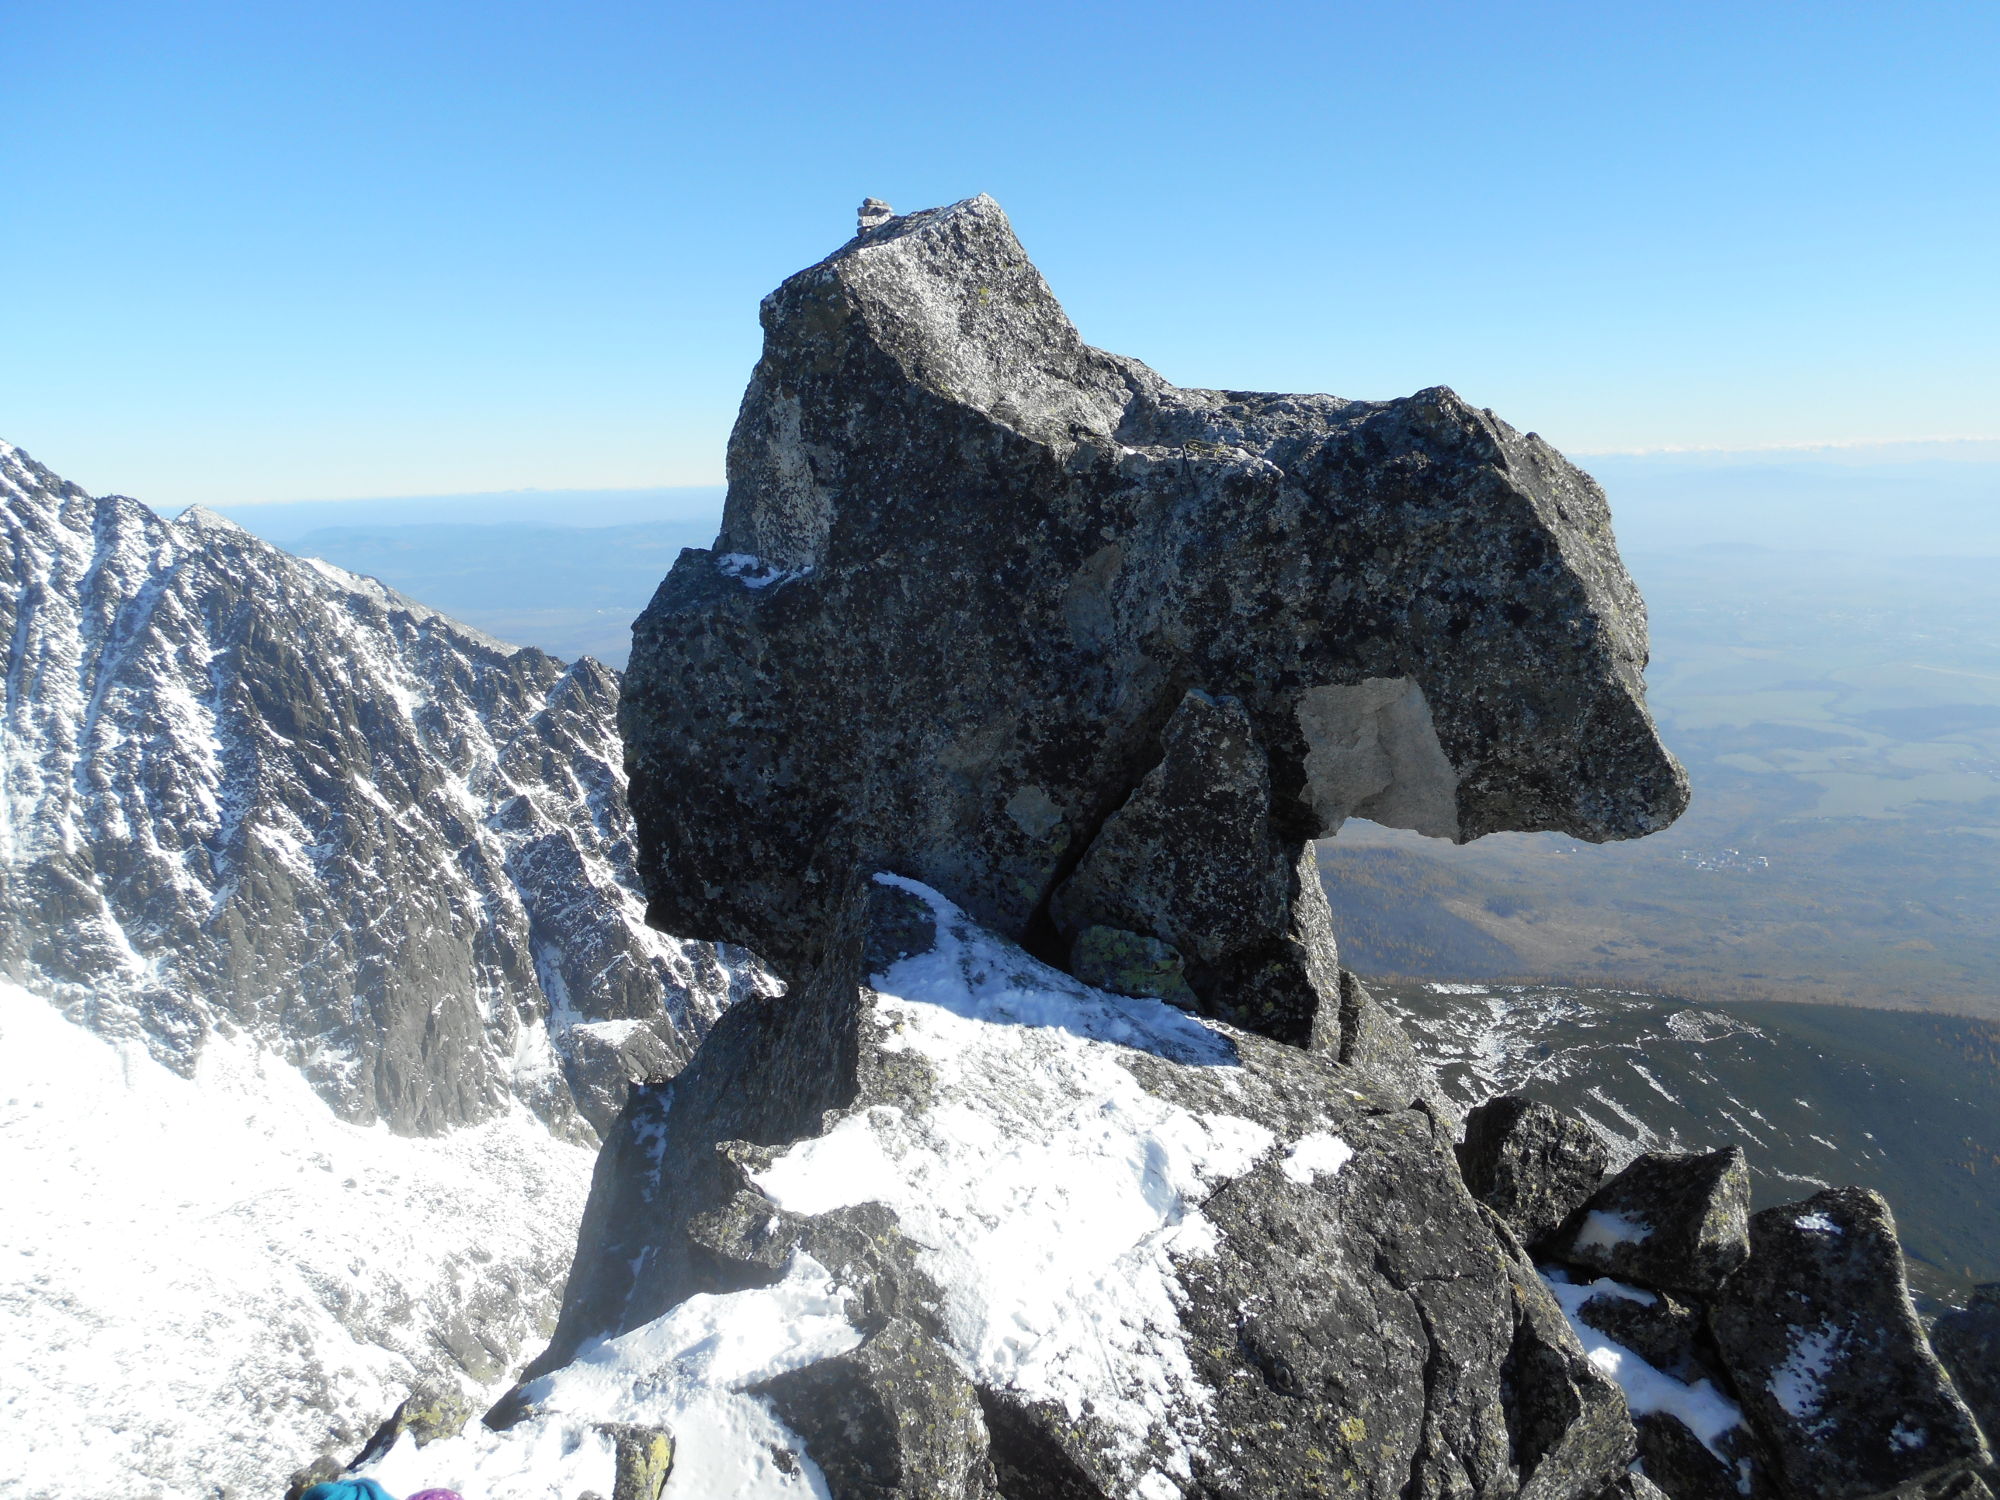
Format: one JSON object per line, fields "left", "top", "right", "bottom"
{"left": 10, "top": 2, "right": 1995, "bottom": 507}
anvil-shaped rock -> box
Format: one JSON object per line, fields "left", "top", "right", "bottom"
{"left": 623, "top": 195, "right": 1685, "bottom": 1045}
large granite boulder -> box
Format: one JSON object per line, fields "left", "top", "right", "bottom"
{"left": 1709, "top": 1189, "right": 1989, "bottom": 1499}
{"left": 621, "top": 194, "right": 1686, "bottom": 1047}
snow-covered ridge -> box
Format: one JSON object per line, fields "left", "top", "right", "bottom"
{"left": 0, "top": 441, "right": 769, "bottom": 1499}
{"left": 0, "top": 439, "right": 764, "bottom": 1138}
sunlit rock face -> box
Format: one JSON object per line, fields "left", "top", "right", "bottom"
{"left": 622, "top": 193, "right": 1685, "bottom": 1047}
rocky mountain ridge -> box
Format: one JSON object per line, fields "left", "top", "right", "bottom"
{"left": 0, "top": 439, "right": 764, "bottom": 1138}
{"left": 297, "top": 197, "right": 1776, "bottom": 1499}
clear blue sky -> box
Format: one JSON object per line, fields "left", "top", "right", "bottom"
{"left": 7, "top": 0, "right": 1997, "bottom": 507}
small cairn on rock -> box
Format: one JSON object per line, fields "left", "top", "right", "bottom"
{"left": 1462, "top": 1093, "right": 1997, "bottom": 1500}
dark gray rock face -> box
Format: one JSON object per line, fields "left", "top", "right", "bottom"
{"left": 1629, "top": 1414, "right": 1757, "bottom": 1500}
{"left": 1047, "top": 688, "right": 1342, "bottom": 1044}
{"left": 1462, "top": 1095, "right": 1609, "bottom": 1250}
{"left": 1933, "top": 1286, "right": 2000, "bottom": 1455}
{"left": 1710, "top": 1189, "right": 1989, "bottom": 1500}
{"left": 1563, "top": 1149, "right": 1750, "bottom": 1297}
{"left": 621, "top": 193, "right": 1686, "bottom": 1046}
{"left": 755, "top": 1318, "right": 1001, "bottom": 1499}
{"left": 505, "top": 877, "right": 1637, "bottom": 1499}
{"left": 0, "top": 440, "right": 763, "bottom": 1137}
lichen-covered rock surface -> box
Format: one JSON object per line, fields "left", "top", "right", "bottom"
{"left": 1562, "top": 1148, "right": 1751, "bottom": 1297}
{"left": 1460, "top": 1094, "right": 1609, "bottom": 1251}
{"left": 621, "top": 193, "right": 1686, "bottom": 1046}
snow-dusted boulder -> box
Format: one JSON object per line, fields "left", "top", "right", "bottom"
{"left": 1544, "top": 1273, "right": 1773, "bottom": 1500}
{"left": 1709, "top": 1189, "right": 1989, "bottom": 1499}
{"left": 1561, "top": 1149, "right": 1750, "bottom": 1297}
{"left": 408, "top": 877, "right": 1637, "bottom": 1500}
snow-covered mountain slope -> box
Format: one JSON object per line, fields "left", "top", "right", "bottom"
{"left": 0, "top": 439, "right": 763, "bottom": 1137}
{"left": 0, "top": 439, "right": 770, "bottom": 1499}
{"left": 0, "top": 976, "right": 595, "bottom": 1500}
{"left": 1372, "top": 980, "right": 2000, "bottom": 1306}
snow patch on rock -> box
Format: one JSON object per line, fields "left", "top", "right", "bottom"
{"left": 1576, "top": 1208, "right": 1654, "bottom": 1251}
{"left": 1771, "top": 1322, "right": 1845, "bottom": 1426}
{"left": 1542, "top": 1270, "right": 1746, "bottom": 1462}
{"left": 1278, "top": 1130, "right": 1356, "bottom": 1185}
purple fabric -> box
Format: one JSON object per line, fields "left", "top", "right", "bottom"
{"left": 405, "top": 1492, "right": 465, "bottom": 1500}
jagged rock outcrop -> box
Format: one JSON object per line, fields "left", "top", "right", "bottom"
{"left": 334, "top": 198, "right": 1696, "bottom": 1498}
{"left": 1710, "top": 1190, "right": 1989, "bottom": 1499}
{"left": 352, "top": 1382, "right": 478, "bottom": 1468}
{"left": 1458, "top": 1097, "right": 1996, "bottom": 1500}
{"left": 422, "top": 196, "right": 1701, "bottom": 1500}
{"left": 365, "top": 193, "right": 1989, "bottom": 1500}
{"left": 476, "top": 877, "right": 1635, "bottom": 1500}
{"left": 0, "top": 440, "right": 764, "bottom": 1136}
{"left": 621, "top": 192, "right": 1687, "bottom": 1048}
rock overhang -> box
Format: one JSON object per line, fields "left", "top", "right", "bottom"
{"left": 624, "top": 193, "right": 1686, "bottom": 1032}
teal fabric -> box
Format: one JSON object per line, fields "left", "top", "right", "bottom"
{"left": 300, "top": 1481, "right": 397, "bottom": 1500}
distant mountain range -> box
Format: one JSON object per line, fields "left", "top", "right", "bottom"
{"left": 0, "top": 440, "right": 758, "bottom": 1136}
